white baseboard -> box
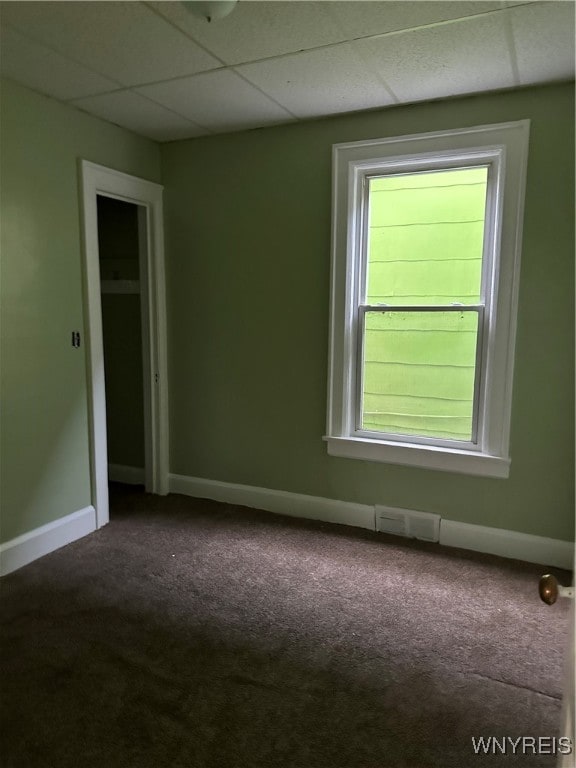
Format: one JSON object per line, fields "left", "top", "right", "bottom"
{"left": 108, "top": 464, "right": 145, "bottom": 485}
{"left": 169, "top": 474, "right": 375, "bottom": 531}
{"left": 170, "top": 473, "right": 574, "bottom": 570}
{"left": 0, "top": 506, "right": 96, "bottom": 576}
{"left": 440, "top": 519, "right": 574, "bottom": 570}
{"left": 3, "top": 480, "right": 571, "bottom": 576}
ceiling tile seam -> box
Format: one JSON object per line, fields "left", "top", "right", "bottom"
{"left": 2, "top": 0, "right": 551, "bottom": 98}
{"left": 128, "top": 86, "right": 216, "bottom": 133}
{"left": 63, "top": 85, "right": 136, "bottom": 104}
{"left": 231, "top": 69, "right": 300, "bottom": 120}
{"left": 213, "top": 7, "right": 514, "bottom": 74}
{"left": 63, "top": 63, "right": 294, "bottom": 119}
{"left": 135, "top": 4, "right": 513, "bottom": 80}
{"left": 320, "top": 1, "right": 361, "bottom": 42}
{"left": 316, "top": 0, "right": 400, "bottom": 103}
{"left": 349, "top": 40, "right": 401, "bottom": 105}
{"left": 68, "top": 85, "right": 215, "bottom": 135}
{"left": 142, "top": 0, "right": 229, "bottom": 67}
{"left": 0, "top": 13, "right": 227, "bottom": 96}
{"left": 0, "top": 21, "right": 126, "bottom": 92}
{"left": 142, "top": 0, "right": 355, "bottom": 71}
{"left": 317, "top": 7, "right": 512, "bottom": 48}
{"left": 0, "top": 74, "right": 102, "bottom": 122}
{"left": 88, "top": 66, "right": 299, "bottom": 122}
{"left": 142, "top": 0, "right": 302, "bottom": 117}
{"left": 3, "top": 1, "right": 557, "bottom": 109}
{"left": 70, "top": 100, "right": 149, "bottom": 139}
{"left": 503, "top": 0, "right": 550, "bottom": 9}
{"left": 502, "top": 9, "right": 522, "bottom": 86}
{"left": 80, "top": 65, "right": 230, "bottom": 94}
{"left": 54, "top": 5, "right": 515, "bottom": 99}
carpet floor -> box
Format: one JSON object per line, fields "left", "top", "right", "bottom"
{"left": 0, "top": 484, "right": 571, "bottom": 768}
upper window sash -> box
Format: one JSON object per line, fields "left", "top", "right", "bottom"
{"left": 351, "top": 153, "right": 502, "bottom": 310}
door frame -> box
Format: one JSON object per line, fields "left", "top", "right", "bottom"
{"left": 79, "top": 160, "right": 169, "bottom": 528}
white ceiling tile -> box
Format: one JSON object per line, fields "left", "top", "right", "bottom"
{"left": 0, "top": 1, "right": 220, "bottom": 86}
{"left": 325, "top": 1, "right": 503, "bottom": 40}
{"left": 508, "top": 2, "right": 575, "bottom": 84}
{"left": 0, "top": 24, "right": 119, "bottom": 100}
{"left": 355, "top": 14, "right": 516, "bottom": 103}
{"left": 236, "top": 44, "right": 396, "bottom": 119}
{"left": 72, "top": 90, "right": 208, "bottom": 142}
{"left": 136, "top": 69, "right": 294, "bottom": 132}
{"left": 149, "top": 1, "right": 347, "bottom": 65}
{"left": 0, "top": 0, "right": 572, "bottom": 143}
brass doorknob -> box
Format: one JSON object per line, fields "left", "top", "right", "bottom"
{"left": 539, "top": 574, "right": 559, "bottom": 604}
{"left": 539, "top": 574, "right": 575, "bottom": 605}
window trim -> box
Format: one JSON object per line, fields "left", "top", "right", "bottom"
{"left": 325, "top": 121, "right": 530, "bottom": 478}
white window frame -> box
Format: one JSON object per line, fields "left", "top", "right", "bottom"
{"left": 325, "top": 121, "right": 530, "bottom": 478}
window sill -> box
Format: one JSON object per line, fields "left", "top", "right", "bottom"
{"left": 324, "top": 436, "right": 510, "bottom": 478}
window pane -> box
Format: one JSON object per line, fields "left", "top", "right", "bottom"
{"left": 366, "top": 167, "right": 488, "bottom": 305}
{"left": 361, "top": 310, "right": 479, "bottom": 441}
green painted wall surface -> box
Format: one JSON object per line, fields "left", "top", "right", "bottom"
{"left": 162, "top": 83, "right": 574, "bottom": 542}
{"left": 0, "top": 77, "right": 161, "bottom": 542}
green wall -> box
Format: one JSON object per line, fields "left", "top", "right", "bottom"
{"left": 162, "top": 82, "right": 574, "bottom": 542}
{"left": 2, "top": 77, "right": 573, "bottom": 548}
{"left": 0, "top": 78, "right": 161, "bottom": 542}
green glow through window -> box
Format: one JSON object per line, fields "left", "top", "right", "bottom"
{"left": 361, "top": 167, "right": 488, "bottom": 441}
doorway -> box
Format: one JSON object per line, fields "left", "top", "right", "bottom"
{"left": 97, "top": 195, "right": 147, "bottom": 491}
{"left": 80, "top": 161, "right": 169, "bottom": 529}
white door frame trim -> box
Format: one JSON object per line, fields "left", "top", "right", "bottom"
{"left": 79, "top": 160, "right": 169, "bottom": 528}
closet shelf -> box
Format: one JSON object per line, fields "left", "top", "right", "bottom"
{"left": 101, "top": 280, "right": 140, "bottom": 294}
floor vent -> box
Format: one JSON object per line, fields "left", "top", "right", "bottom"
{"left": 375, "top": 505, "right": 440, "bottom": 542}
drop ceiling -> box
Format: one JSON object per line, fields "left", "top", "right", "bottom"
{"left": 0, "top": 0, "right": 574, "bottom": 142}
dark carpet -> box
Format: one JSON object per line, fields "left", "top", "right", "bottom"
{"left": 0, "top": 484, "right": 571, "bottom": 768}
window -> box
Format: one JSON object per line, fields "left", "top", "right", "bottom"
{"left": 326, "top": 121, "right": 530, "bottom": 478}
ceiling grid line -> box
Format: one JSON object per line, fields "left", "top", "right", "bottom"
{"left": 0, "top": 0, "right": 573, "bottom": 142}
{"left": 228, "top": 68, "right": 300, "bottom": 119}
{"left": 142, "top": 0, "right": 229, "bottom": 68}
{"left": 172, "top": 4, "right": 512, "bottom": 73}
{"left": 0, "top": 3, "right": 553, "bottom": 84}
{"left": 113, "top": 2, "right": 520, "bottom": 87}
{"left": 348, "top": 39, "right": 401, "bottom": 105}
{"left": 0, "top": 20, "right": 127, "bottom": 94}
{"left": 113, "top": 87, "right": 216, "bottom": 134}
{"left": 502, "top": 10, "right": 522, "bottom": 87}
{"left": 322, "top": 0, "right": 401, "bottom": 104}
